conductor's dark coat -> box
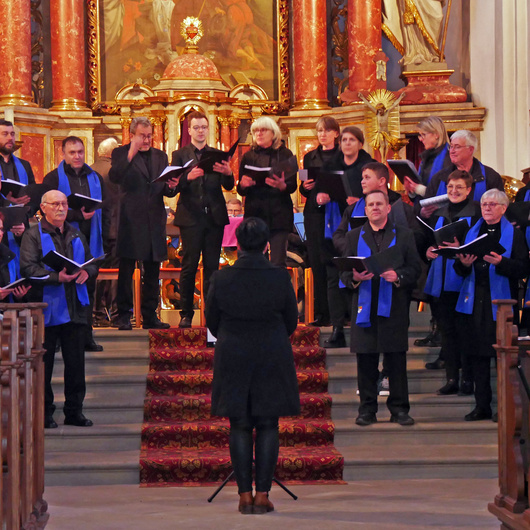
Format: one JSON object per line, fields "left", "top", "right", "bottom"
{"left": 109, "top": 144, "right": 177, "bottom": 262}
{"left": 341, "top": 222, "right": 422, "bottom": 353}
{"left": 206, "top": 252, "right": 301, "bottom": 418}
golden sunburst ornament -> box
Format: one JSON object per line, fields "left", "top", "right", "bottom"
{"left": 181, "top": 16, "right": 203, "bottom": 46}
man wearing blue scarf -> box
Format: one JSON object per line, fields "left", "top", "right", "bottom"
{"left": 340, "top": 190, "right": 421, "bottom": 427}
{"left": 0, "top": 119, "right": 36, "bottom": 210}
{"left": 20, "top": 190, "right": 99, "bottom": 429}
{"left": 44, "top": 136, "right": 107, "bottom": 352}
{"left": 453, "top": 190, "right": 529, "bottom": 421}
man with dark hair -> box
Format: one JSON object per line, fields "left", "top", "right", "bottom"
{"left": 44, "top": 136, "right": 107, "bottom": 351}
{"left": 20, "top": 190, "right": 99, "bottom": 428}
{"left": 171, "top": 111, "right": 234, "bottom": 328}
{"left": 0, "top": 119, "right": 36, "bottom": 208}
{"left": 340, "top": 189, "right": 421, "bottom": 427}
{"left": 109, "top": 117, "right": 180, "bottom": 330}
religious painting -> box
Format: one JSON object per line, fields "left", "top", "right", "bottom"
{"left": 88, "top": 0, "right": 289, "bottom": 109}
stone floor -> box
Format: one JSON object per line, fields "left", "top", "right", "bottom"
{"left": 44, "top": 478, "right": 500, "bottom": 529}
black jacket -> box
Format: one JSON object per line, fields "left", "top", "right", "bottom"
{"left": 237, "top": 144, "right": 297, "bottom": 231}
{"left": 341, "top": 222, "right": 421, "bottom": 353}
{"left": 20, "top": 219, "right": 98, "bottom": 325}
{"left": 109, "top": 144, "right": 177, "bottom": 262}
{"left": 206, "top": 251, "right": 300, "bottom": 417}
{"left": 329, "top": 148, "right": 375, "bottom": 199}
{"left": 171, "top": 143, "right": 234, "bottom": 227}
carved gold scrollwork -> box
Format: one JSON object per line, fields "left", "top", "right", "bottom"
{"left": 30, "top": 0, "right": 44, "bottom": 106}
{"left": 277, "top": 0, "right": 290, "bottom": 107}
{"left": 331, "top": 0, "right": 348, "bottom": 77}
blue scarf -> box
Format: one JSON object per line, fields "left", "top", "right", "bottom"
{"left": 424, "top": 215, "right": 471, "bottom": 297}
{"left": 419, "top": 144, "right": 449, "bottom": 184}
{"left": 57, "top": 161, "right": 104, "bottom": 258}
{"left": 324, "top": 201, "right": 341, "bottom": 239}
{"left": 455, "top": 217, "right": 513, "bottom": 321}
{"left": 437, "top": 161, "right": 487, "bottom": 200}
{"left": 350, "top": 197, "right": 366, "bottom": 218}
{"left": 39, "top": 223, "right": 89, "bottom": 327}
{"left": 0, "top": 155, "right": 29, "bottom": 185}
{"left": 355, "top": 226, "right": 396, "bottom": 327}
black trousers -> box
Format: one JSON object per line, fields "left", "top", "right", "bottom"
{"left": 117, "top": 257, "right": 160, "bottom": 321}
{"left": 43, "top": 322, "right": 87, "bottom": 417}
{"left": 468, "top": 356, "right": 493, "bottom": 413}
{"left": 305, "top": 231, "right": 329, "bottom": 322}
{"left": 357, "top": 352, "right": 410, "bottom": 416}
{"left": 269, "top": 229, "right": 289, "bottom": 268}
{"left": 229, "top": 415, "right": 279, "bottom": 493}
{"left": 326, "top": 263, "right": 349, "bottom": 327}
{"left": 179, "top": 217, "right": 224, "bottom": 318}
{"left": 437, "top": 292, "right": 472, "bottom": 382}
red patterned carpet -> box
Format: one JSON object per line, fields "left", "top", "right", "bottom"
{"left": 140, "top": 326, "right": 345, "bottom": 487}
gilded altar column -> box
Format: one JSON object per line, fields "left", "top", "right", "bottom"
{"left": 120, "top": 118, "right": 131, "bottom": 146}
{"left": 228, "top": 117, "right": 241, "bottom": 177}
{"left": 292, "top": 0, "right": 329, "bottom": 110}
{"left": 341, "top": 0, "right": 382, "bottom": 102}
{"left": 151, "top": 116, "right": 165, "bottom": 150}
{"left": 218, "top": 116, "right": 231, "bottom": 151}
{"left": 0, "top": 0, "right": 35, "bottom": 106}
{"left": 50, "top": 0, "right": 88, "bottom": 110}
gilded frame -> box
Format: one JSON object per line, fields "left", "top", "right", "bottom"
{"left": 86, "top": 0, "right": 290, "bottom": 114}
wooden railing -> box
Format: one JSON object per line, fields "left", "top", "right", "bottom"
{"left": 0, "top": 303, "right": 49, "bottom": 530}
{"left": 488, "top": 299, "right": 530, "bottom": 529}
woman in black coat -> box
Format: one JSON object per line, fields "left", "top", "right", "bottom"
{"left": 454, "top": 190, "right": 530, "bottom": 421}
{"left": 237, "top": 116, "right": 297, "bottom": 267}
{"left": 299, "top": 115, "right": 341, "bottom": 326}
{"left": 206, "top": 217, "right": 300, "bottom": 515}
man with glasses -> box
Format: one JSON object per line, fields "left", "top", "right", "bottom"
{"left": 109, "top": 117, "right": 180, "bottom": 330}
{"left": 422, "top": 130, "right": 504, "bottom": 219}
{"left": 20, "top": 190, "right": 99, "bottom": 428}
{"left": 44, "top": 136, "right": 107, "bottom": 351}
{"left": 171, "top": 111, "right": 234, "bottom": 329}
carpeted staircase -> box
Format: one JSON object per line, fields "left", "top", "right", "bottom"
{"left": 139, "top": 326, "right": 345, "bottom": 487}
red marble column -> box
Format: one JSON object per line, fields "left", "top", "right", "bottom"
{"left": 342, "top": 0, "right": 382, "bottom": 103}
{"left": 121, "top": 119, "right": 131, "bottom": 145}
{"left": 152, "top": 117, "right": 164, "bottom": 150}
{"left": 50, "top": 0, "right": 87, "bottom": 110}
{"left": 292, "top": 0, "right": 329, "bottom": 109}
{"left": 0, "top": 0, "right": 35, "bottom": 106}
{"left": 228, "top": 117, "right": 241, "bottom": 177}
{"left": 219, "top": 117, "right": 231, "bottom": 151}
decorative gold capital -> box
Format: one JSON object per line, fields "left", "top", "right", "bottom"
{"left": 228, "top": 117, "right": 241, "bottom": 130}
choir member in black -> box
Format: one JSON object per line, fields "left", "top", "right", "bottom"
{"left": 321, "top": 127, "right": 374, "bottom": 347}
{"left": 402, "top": 116, "right": 451, "bottom": 204}
{"left": 171, "top": 111, "right": 234, "bottom": 329}
{"left": 420, "top": 170, "right": 481, "bottom": 395}
{"left": 20, "top": 190, "right": 99, "bottom": 428}
{"left": 237, "top": 116, "right": 297, "bottom": 267}
{"left": 340, "top": 190, "right": 421, "bottom": 426}
{"left": 299, "top": 116, "right": 340, "bottom": 326}
{"left": 454, "top": 190, "right": 529, "bottom": 421}
{"left": 0, "top": 119, "right": 36, "bottom": 210}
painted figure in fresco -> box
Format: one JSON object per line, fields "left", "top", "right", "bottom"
{"left": 382, "top": 0, "right": 446, "bottom": 66}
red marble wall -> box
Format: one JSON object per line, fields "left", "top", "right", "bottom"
{"left": 20, "top": 134, "right": 45, "bottom": 183}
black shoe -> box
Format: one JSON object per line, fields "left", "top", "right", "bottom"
{"left": 64, "top": 413, "right": 93, "bottom": 427}
{"left": 324, "top": 327, "right": 346, "bottom": 348}
{"left": 178, "top": 316, "right": 192, "bottom": 329}
{"left": 142, "top": 318, "right": 170, "bottom": 330}
{"left": 464, "top": 408, "right": 492, "bottom": 422}
{"left": 85, "top": 340, "right": 104, "bottom": 352}
{"left": 390, "top": 412, "right": 415, "bottom": 426}
{"left": 309, "top": 318, "right": 331, "bottom": 327}
{"left": 458, "top": 380, "right": 474, "bottom": 396}
{"left": 437, "top": 379, "right": 459, "bottom": 395}
{"left": 414, "top": 330, "right": 441, "bottom": 347}
{"left": 45, "top": 415, "right": 58, "bottom": 429}
{"left": 492, "top": 412, "right": 498, "bottom": 423}
{"left": 355, "top": 413, "right": 377, "bottom": 426}
{"left": 116, "top": 314, "right": 132, "bottom": 330}
{"left": 425, "top": 356, "right": 445, "bottom": 370}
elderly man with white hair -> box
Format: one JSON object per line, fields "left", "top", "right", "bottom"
{"left": 453, "top": 189, "right": 529, "bottom": 421}
{"left": 422, "top": 130, "right": 504, "bottom": 219}
{"left": 20, "top": 189, "right": 100, "bottom": 428}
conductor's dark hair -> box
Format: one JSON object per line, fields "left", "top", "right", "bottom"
{"left": 0, "top": 120, "right": 13, "bottom": 127}
{"left": 236, "top": 217, "right": 270, "bottom": 251}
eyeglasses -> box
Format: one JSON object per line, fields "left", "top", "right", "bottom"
{"left": 254, "top": 128, "right": 271, "bottom": 134}
{"left": 449, "top": 144, "right": 469, "bottom": 151}
{"left": 137, "top": 134, "right": 152, "bottom": 141}
{"left": 44, "top": 201, "right": 68, "bottom": 209}
{"left": 447, "top": 185, "right": 468, "bottom": 191}
{"left": 481, "top": 202, "right": 501, "bottom": 209}
{"left": 192, "top": 125, "right": 208, "bottom": 131}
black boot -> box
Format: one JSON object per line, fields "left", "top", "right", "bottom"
{"left": 324, "top": 326, "right": 346, "bottom": 348}
{"left": 414, "top": 318, "right": 441, "bottom": 347}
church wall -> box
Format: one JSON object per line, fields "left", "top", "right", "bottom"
{"left": 469, "top": 0, "right": 530, "bottom": 179}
